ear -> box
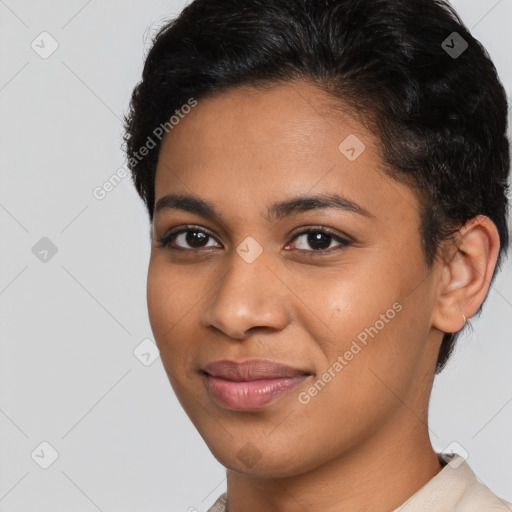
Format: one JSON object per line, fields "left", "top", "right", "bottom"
{"left": 431, "top": 215, "right": 501, "bottom": 334}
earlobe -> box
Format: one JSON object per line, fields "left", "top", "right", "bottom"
{"left": 459, "top": 302, "right": 467, "bottom": 331}
{"left": 431, "top": 215, "right": 500, "bottom": 335}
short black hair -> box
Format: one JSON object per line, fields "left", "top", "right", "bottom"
{"left": 123, "top": 0, "right": 511, "bottom": 374}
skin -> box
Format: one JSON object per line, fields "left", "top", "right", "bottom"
{"left": 147, "top": 80, "right": 500, "bottom": 512}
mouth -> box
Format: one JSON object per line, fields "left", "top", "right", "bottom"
{"left": 202, "top": 359, "right": 312, "bottom": 410}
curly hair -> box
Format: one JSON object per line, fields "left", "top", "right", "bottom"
{"left": 123, "top": 0, "right": 511, "bottom": 373}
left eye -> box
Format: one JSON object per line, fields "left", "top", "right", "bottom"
{"left": 287, "top": 229, "right": 352, "bottom": 252}
{"left": 156, "top": 226, "right": 352, "bottom": 253}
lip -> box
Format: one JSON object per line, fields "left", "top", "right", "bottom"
{"left": 202, "top": 359, "right": 311, "bottom": 410}
{"left": 203, "top": 359, "right": 311, "bottom": 380}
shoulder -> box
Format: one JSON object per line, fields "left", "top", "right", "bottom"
{"left": 452, "top": 457, "right": 512, "bottom": 511}
{"left": 455, "top": 474, "right": 512, "bottom": 511}
{"left": 206, "top": 492, "right": 227, "bottom": 512}
{"left": 394, "top": 454, "right": 512, "bottom": 512}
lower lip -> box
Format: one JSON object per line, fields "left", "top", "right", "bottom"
{"left": 204, "top": 374, "right": 310, "bottom": 410}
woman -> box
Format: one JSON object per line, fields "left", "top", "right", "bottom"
{"left": 123, "top": 0, "right": 512, "bottom": 509}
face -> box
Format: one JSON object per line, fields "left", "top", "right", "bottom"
{"left": 147, "top": 80, "right": 443, "bottom": 477}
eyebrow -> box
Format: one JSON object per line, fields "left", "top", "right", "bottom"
{"left": 154, "top": 192, "right": 375, "bottom": 223}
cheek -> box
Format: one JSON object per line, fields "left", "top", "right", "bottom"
{"left": 307, "top": 260, "right": 428, "bottom": 392}
{"left": 147, "top": 263, "right": 202, "bottom": 404}
{"left": 302, "top": 264, "right": 401, "bottom": 350}
{"left": 147, "top": 255, "right": 196, "bottom": 330}
{"left": 146, "top": 264, "right": 171, "bottom": 339}
{"left": 293, "top": 309, "right": 420, "bottom": 452}
{"left": 146, "top": 260, "right": 192, "bottom": 361}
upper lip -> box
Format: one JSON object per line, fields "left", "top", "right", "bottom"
{"left": 203, "top": 359, "right": 311, "bottom": 381}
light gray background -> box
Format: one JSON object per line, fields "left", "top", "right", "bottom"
{"left": 1, "top": 0, "right": 511, "bottom": 510}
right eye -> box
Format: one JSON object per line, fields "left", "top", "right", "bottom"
{"left": 156, "top": 225, "right": 222, "bottom": 251}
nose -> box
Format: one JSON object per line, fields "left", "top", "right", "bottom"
{"left": 200, "top": 250, "right": 290, "bottom": 340}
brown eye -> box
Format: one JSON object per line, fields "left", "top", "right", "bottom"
{"left": 156, "top": 225, "right": 352, "bottom": 255}
{"left": 180, "top": 230, "right": 210, "bottom": 248}
{"left": 286, "top": 228, "right": 352, "bottom": 253}
{"left": 157, "top": 226, "right": 221, "bottom": 250}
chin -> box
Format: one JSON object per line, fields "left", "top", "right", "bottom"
{"left": 221, "top": 455, "right": 310, "bottom": 478}
{"left": 204, "top": 435, "right": 323, "bottom": 478}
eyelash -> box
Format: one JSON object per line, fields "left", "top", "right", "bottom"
{"left": 156, "top": 224, "right": 353, "bottom": 255}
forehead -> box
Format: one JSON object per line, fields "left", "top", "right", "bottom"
{"left": 154, "top": 80, "right": 419, "bottom": 227}
{"left": 158, "top": 80, "right": 373, "bottom": 160}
